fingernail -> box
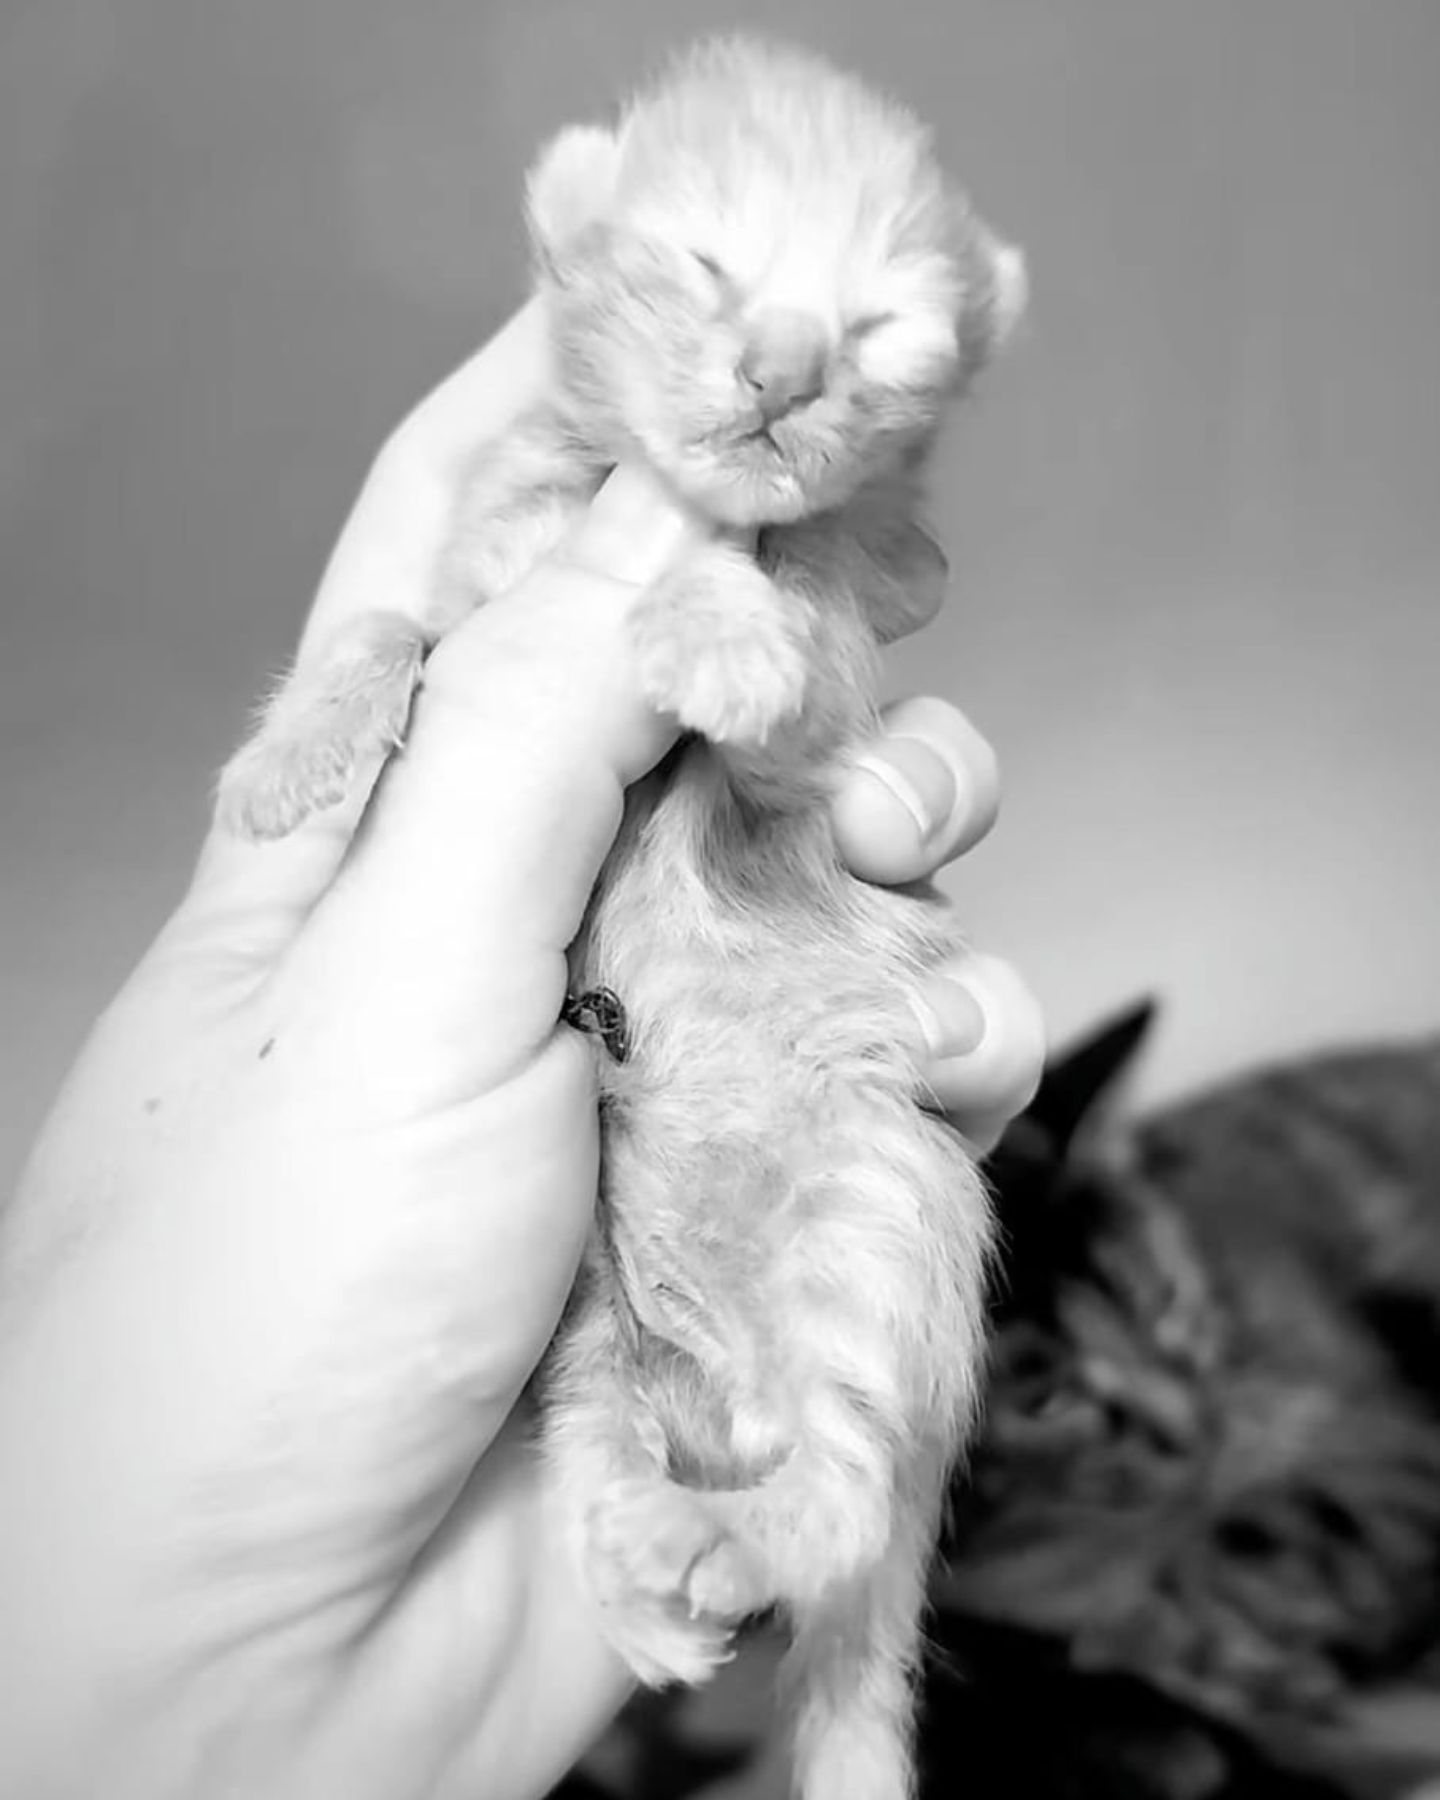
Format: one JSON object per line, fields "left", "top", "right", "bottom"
{"left": 851, "top": 737, "right": 958, "bottom": 843}
{"left": 909, "top": 980, "right": 987, "bottom": 1060}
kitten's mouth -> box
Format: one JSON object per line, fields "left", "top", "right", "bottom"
{"left": 666, "top": 413, "right": 841, "bottom": 525}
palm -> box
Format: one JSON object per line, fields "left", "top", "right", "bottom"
{"left": 14, "top": 899, "right": 623, "bottom": 1800}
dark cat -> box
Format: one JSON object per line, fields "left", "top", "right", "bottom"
{"left": 936, "top": 1002, "right": 1440, "bottom": 1797}
{"left": 949, "top": 1005, "right": 1440, "bottom": 1709}
{"left": 551, "top": 1008, "right": 1440, "bottom": 1800}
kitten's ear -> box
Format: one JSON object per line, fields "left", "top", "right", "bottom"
{"left": 956, "top": 214, "right": 1029, "bottom": 380}
{"left": 985, "top": 237, "right": 1029, "bottom": 348}
{"left": 1025, "top": 999, "right": 1159, "bottom": 1157}
{"left": 525, "top": 124, "right": 623, "bottom": 267}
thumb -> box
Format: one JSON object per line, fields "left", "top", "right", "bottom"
{"left": 276, "top": 466, "right": 711, "bottom": 1082}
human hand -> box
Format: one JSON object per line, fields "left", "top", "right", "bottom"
{"left": 0, "top": 299, "right": 1043, "bottom": 1800}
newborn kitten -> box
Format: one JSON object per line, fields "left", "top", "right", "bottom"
{"left": 218, "top": 37, "right": 1026, "bottom": 1800}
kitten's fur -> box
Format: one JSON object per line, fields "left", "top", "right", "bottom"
{"left": 217, "top": 39, "right": 1025, "bottom": 1799}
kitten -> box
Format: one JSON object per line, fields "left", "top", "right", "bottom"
{"left": 218, "top": 37, "right": 1026, "bottom": 1800}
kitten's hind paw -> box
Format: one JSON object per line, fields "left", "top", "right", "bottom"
{"left": 630, "top": 547, "right": 807, "bottom": 747}
{"left": 684, "top": 1533, "right": 763, "bottom": 1622}
{"left": 216, "top": 614, "right": 427, "bottom": 841}
{"left": 585, "top": 1477, "right": 768, "bottom": 1687}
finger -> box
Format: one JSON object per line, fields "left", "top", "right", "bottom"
{"left": 832, "top": 696, "right": 1001, "bottom": 887}
{"left": 179, "top": 302, "right": 556, "bottom": 948}
{"left": 905, "top": 950, "right": 1047, "bottom": 1154}
{"left": 298, "top": 297, "right": 553, "bottom": 658}
{"left": 280, "top": 465, "right": 712, "bottom": 1090}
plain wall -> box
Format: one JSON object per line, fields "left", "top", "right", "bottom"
{"left": 3, "top": 0, "right": 1439, "bottom": 1188}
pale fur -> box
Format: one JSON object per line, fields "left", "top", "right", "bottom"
{"left": 215, "top": 37, "right": 1025, "bottom": 1799}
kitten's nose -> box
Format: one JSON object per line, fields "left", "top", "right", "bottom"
{"left": 739, "top": 309, "right": 829, "bottom": 421}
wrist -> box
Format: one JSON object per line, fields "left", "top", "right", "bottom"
{"left": 0, "top": 1277, "right": 329, "bottom": 1800}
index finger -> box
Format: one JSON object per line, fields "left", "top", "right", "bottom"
{"left": 298, "top": 298, "right": 553, "bottom": 659}
{"left": 179, "top": 301, "right": 554, "bottom": 944}
{"left": 274, "top": 466, "right": 712, "bottom": 1097}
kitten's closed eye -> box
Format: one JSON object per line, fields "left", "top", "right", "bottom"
{"left": 685, "top": 249, "right": 741, "bottom": 316}
{"left": 849, "top": 310, "right": 898, "bottom": 340}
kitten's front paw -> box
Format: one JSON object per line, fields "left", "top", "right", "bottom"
{"left": 216, "top": 616, "right": 426, "bottom": 841}
{"left": 630, "top": 551, "right": 807, "bottom": 747}
{"left": 218, "top": 722, "right": 370, "bottom": 841}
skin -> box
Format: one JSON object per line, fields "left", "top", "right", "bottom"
{"left": 0, "top": 300, "right": 1045, "bottom": 1800}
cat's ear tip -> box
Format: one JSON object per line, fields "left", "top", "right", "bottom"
{"left": 1124, "top": 993, "right": 1164, "bottom": 1032}
{"left": 1092, "top": 994, "right": 1164, "bottom": 1061}
{"left": 1019, "top": 995, "right": 1160, "bottom": 1153}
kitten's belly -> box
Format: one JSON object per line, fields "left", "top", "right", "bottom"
{"left": 587, "top": 778, "right": 953, "bottom": 1132}
{"left": 582, "top": 761, "right": 988, "bottom": 1463}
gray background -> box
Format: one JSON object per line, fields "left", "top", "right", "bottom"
{"left": 3, "top": 0, "right": 1439, "bottom": 1187}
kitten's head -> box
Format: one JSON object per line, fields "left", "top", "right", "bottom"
{"left": 525, "top": 36, "right": 1026, "bottom": 525}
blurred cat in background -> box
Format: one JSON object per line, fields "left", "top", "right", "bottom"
{"left": 952, "top": 1002, "right": 1440, "bottom": 1728}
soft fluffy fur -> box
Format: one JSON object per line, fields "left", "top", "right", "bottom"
{"left": 216, "top": 38, "right": 1025, "bottom": 1800}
